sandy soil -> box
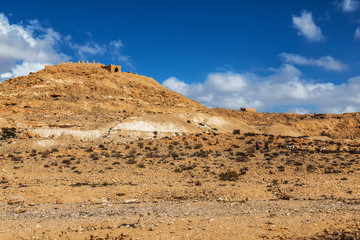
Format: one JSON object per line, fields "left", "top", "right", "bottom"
{"left": 1, "top": 132, "right": 360, "bottom": 239}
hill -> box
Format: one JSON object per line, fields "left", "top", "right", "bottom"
{"left": 1, "top": 62, "right": 360, "bottom": 148}
{"left": 1, "top": 63, "right": 360, "bottom": 239}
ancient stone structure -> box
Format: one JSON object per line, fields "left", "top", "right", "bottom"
{"left": 104, "top": 64, "right": 121, "bottom": 73}
{"left": 241, "top": 107, "right": 256, "bottom": 112}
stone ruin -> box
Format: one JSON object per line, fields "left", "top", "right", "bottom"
{"left": 104, "top": 64, "right": 121, "bottom": 73}
{"left": 43, "top": 61, "right": 124, "bottom": 75}
{"left": 77, "top": 60, "right": 121, "bottom": 73}
{"left": 241, "top": 107, "right": 256, "bottom": 113}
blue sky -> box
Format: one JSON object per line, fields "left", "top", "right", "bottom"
{"left": 1, "top": 1, "right": 360, "bottom": 113}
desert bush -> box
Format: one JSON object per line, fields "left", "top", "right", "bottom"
{"left": 233, "top": 129, "right": 240, "bottom": 135}
{"left": 62, "top": 159, "right": 71, "bottom": 165}
{"left": 90, "top": 152, "right": 99, "bottom": 160}
{"left": 129, "top": 150, "right": 136, "bottom": 158}
{"left": 11, "top": 155, "right": 22, "bottom": 162}
{"left": 98, "top": 144, "right": 106, "bottom": 150}
{"left": 306, "top": 164, "right": 316, "bottom": 172}
{"left": 41, "top": 150, "right": 51, "bottom": 158}
{"left": 85, "top": 147, "right": 94, "bottom": 153}
{"left": 195, "top": 180, "right": 202, "bottom": 186}
{"left": 170, "top": 151, "right": 179, "bottom": 158}
{"left": 235, "top": 156, "right": 248, "bottom": 162}
{"left": 126, "top": 158, "right": 137, "bottom": 164}
{"left": 239, "top": 167, "right": 248, "bottom": 175}
{"left": 1, "top": 127, "right": 16, "bottom": 139}
{"left": 294, "top": 161, "right": 303, "bottom": 166}
{"left": 194, "top": 143, "right": 203, "bottom": 149}
{"left": 219, "top": 170, "right": 239, "bottom": 181}
{"left": 102, "top": 152, "right": 110, "bottom": 157}
{"left": 196, "top": 150, "right": 209, "bottom": 158}
{"left": 174, "top": 164, "right": 196, "bottom": 172}
{"left": 277, "top": 165, "right": 285, "bottom": 172}
{"left": 235, "top": 152, "right": 246, "bottom": 156}
{"left": 111, "top": 151, "right": 122, "bottom": 158}
{"left": 30, "top": 149, "right": 37, "bottom": 156}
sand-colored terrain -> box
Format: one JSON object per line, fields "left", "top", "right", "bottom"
{"left": 1, "top": 63, "right": 360, "bottom": 239}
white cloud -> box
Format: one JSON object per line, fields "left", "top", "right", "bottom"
{"left": 0, "top": 14, "right": 132, "bottom": 81}
{"left": 280, "top": 53, "right": 348, "bottom": 71}
{"left": 69, "top": 42, "right": 104, "bottom": 59}
{"left": 69, "top": 38, "right": 132, "bottom": 67}
{"left": 338, "top": 0, "right": 359, "bottom": 12}
{"left": 110, "top": 39, "right": 124, "bottom": 49}
{"left": 163, "top": 76, "right": 190, "bottom": 95}
{"left": 292, "top": 11, "right": 325, "bottom": 42}
{"left": 0, "top": 13, "right": 70, "bottom": 80}
{"left": 162, "top": 65, "right": 360, "bottom": 114}
{"left": 355, "top": 27, "right": 360, "bottom": 39}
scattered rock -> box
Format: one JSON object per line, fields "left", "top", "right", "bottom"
{"left": 124, "top": 199, "right": 138, "bottom": 203}
{"left": 90, "top": 198, "right": 108, "bottom": 204}
{"left": 8, "top": 196, "right": 24, "bottom": 205}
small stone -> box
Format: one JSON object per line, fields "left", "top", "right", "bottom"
{"left": 15, "top": 206, "right": 26, "bottom": 213}
{"left": 8, "top": 196, "right": 24, "bottom": 205}
{"left": 90, "top": 198, "right": 108, "bottom": 204}
{"left": 124, "top": 199, "right": 138, "bottom": 203}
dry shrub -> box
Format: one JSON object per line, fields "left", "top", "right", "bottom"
{"left": 219, "top": 170, "right": 239, "bottom": 181}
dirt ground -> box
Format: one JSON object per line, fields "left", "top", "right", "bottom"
{"left": 1, "top": 132, "right": 360, "bottom": 239}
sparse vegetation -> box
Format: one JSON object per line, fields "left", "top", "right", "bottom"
{"left": 1, "top": 127, "right": 16, "bottom": 139}
{"left": 219, "top": 170, "right": 239, "bottom": 181}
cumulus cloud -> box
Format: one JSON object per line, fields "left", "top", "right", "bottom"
{"left": 0, "top": 14, "right": 132, "bottom": 81}
{"left": 163, "top": 76, "right": 190, "bottom": 95}
{"left": 292, "top": 11, "right": 325, "bottom": 42}
{"left": 338, "top": 0, "right": 359, "bottom": 12}
{"left": 0, "top": 13, "right": 70, "bottom": 80}
{"left": 280, "top": 53, "right": 348, "bottom": 71}
{"left": 162, "top": 65, "right": 360, "bottom": 114}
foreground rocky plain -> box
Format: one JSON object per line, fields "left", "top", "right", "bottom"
{"left": 1, "top": 63, "right": 360, "bottom": 239}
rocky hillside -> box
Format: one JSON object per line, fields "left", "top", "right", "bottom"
{"left": 0, "top": 63, "right": 209, "bottom": 128}
{"left": 0, "top": 62, "right": 360, "bottom": 146}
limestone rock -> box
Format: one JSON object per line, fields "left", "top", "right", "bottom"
{"left": 8, "top": 196, "right": 24, "bottom": 205}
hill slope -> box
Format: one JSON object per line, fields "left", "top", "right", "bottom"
{"left": 1, "top": 62, "right": 360, "bottom": 145}
{"left": 0, "top": 63, "right": 209, "bottom": 129}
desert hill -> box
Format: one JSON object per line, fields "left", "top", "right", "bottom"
{"left": 2, "top": 63, "right": 360, "bottom": 239}
{"left": 0, "top": 62, "right": 209, "bottom": 127}
{"left": 0, "top": 62, "right": 360, "bottom": 145}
